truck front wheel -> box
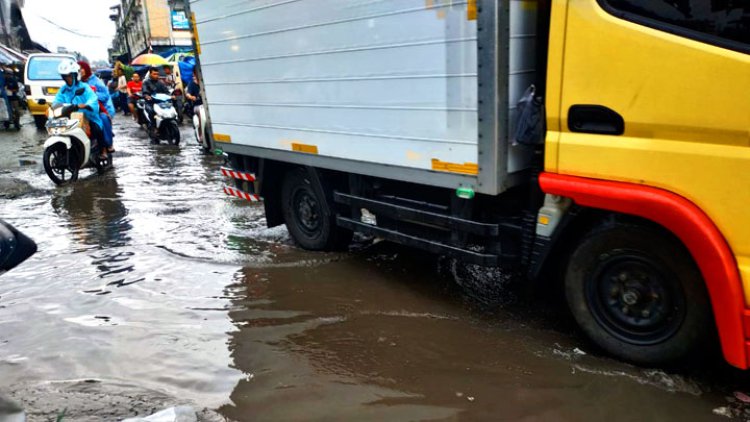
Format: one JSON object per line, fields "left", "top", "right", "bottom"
{"left": 565, "top": 221, "right": 713, "bottom": 366}
{"left": 281, "top": 168, "right": 351, "bottom": 251}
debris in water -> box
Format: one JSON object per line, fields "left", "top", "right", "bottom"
{"left": 712, "top": 407, "right": 733, "bottom": 418}
{"left": 122, "top": 405, "right": 197, "bottom": 422}
{"left": 455, "top": 392, "right": 464, "bottom": 398}
{"left": 467, "top": 396, "right": 475, "bottom": 402}
{"left": 573, "top": 348, "right": 587, "bottom": 356}
{"left": 734, "top": 391, "right": 750, "bottom": 403}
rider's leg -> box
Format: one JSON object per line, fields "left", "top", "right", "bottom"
{"left": 100, "top": 113, "right": 114, "bottom": 150}
{"left": 88, "top": 122, "right": 106, "bottom": 159}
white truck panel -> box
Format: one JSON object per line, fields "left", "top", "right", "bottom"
{"left": 192, "top": 0, "right": 539, "bottom": 193}
{"left": 195, "top": 0, "right": 478, "bottom": 171}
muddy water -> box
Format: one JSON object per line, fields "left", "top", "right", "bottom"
{"left": 0, "top": 114, "right": 745, "bottom": 421}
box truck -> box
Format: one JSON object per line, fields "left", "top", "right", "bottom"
{"left": 189, "top": 0, "right": 750, "bottom": 368}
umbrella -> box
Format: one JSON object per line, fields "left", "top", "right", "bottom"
{"left": 131, "top": 53, "right": 169, "bottom": 66}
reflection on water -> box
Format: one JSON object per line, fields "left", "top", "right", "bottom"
{"left": 50, "top": 173, "right": 131, "bottom": 248}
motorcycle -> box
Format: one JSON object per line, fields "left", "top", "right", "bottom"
{"left": 134, "top": 91, "right": 148, "bottom": 128}
{"left": 192, "top": 103, "right": 211, "bottom": 152}
{"left": 143, "top": 92, "right": 180, "bottom": 145}
{"left": 42, "top": 101, "right": 112, "bottom": 185}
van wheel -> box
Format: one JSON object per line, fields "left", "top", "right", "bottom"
{"left": 565, "top": 221, "right": 713, "bottom": 366}
{"left": 33, "top": 115, "right": 46, "bottom": 130}
{"left": 281, "top": 168, "right": 352, "bottom": 251}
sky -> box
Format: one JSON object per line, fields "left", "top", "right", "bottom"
{"left": 22, "top": 0, "right": 117, "bottom": 62}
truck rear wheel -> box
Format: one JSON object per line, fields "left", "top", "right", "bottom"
{"left": 564, "top": 221, "right": 713, "bottom": 365}
{"left": 281, "top": 168, "right": 351, "bottom": 251}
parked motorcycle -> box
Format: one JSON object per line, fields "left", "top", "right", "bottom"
{"left": 143, "top": 93, "right": 180, "bottom": 145}
{"left": 42, "top": 102, "right": 112, "bottom": 185}
{"left": 193, "top": 104, "right": 211, "bottom": 152}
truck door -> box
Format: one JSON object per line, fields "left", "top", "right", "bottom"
{"left": 551, "top": 0, "right": 750, "bottom": 298}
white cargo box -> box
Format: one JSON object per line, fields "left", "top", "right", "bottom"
{"left": 191, "top": 0, "right": 539, "bottom": 195}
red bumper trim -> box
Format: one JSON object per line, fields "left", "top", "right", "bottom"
{"left": 223, "top": 186, "right": 261, "bottom": 202}
{"left": 539, "top": 172, "right": 746, "bottom": 369}
{"left": 220, "top": 167, "right": 256, "bottom": 182}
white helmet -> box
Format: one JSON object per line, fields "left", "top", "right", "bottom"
{"left": 57, "top": 59, "right": 80, "bottom": 77}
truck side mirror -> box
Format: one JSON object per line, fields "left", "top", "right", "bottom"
{"left": 0, "top": 219, "right": 37, "bottom": 276}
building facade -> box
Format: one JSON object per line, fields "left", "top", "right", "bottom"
{"left": 110, "top": 0, "right": 192, "bottom": 62}
{"left": 0, "top": 0, "right": 29, "bottom": 51}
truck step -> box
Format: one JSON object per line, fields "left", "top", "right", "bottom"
{"left": 223, "top": 186, "right": 262, "bottom": 202}
{"left": 334, "top": 192, "right": 500, "bottom": 237}
{"left": 220, "top": 167, "right": 256, "bottom": 182}
{"left": 336, "top": 216, "right": 499, "bottom": 266}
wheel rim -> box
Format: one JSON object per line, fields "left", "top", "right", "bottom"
{"left": 585, "top": 253, "right": 685, "bottom": 345}
{"left": 292, "top": 187, "right": 321, "bottom": 236}
{"left": 47, "top": 146, "right": 73, "bottom": 182}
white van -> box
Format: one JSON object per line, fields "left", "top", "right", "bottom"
{"left": 24, "top": 53, "right": 76, "bottom": 129}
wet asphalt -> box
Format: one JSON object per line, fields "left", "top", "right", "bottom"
{"left": 0, "top": 111, "right": 749, "bottom": 421}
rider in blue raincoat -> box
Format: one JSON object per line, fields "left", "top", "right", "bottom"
{"left": 79, "top": 61, "right": 115, "bottom": 152}
{"left": 52, "top": 60, "right": 106, "bottom": 156}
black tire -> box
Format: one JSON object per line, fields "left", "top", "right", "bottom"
{"left": 43, "top": 143, "right": 79, "bottom": 185}
{"left": 168, "top": 121, "right": 180, "bottom": 146}
{"left": 33, "top": 114, "right": 46, "bottom": 130}
{"left": 565, "top": 221, "right": 713, "bottom": 366}
{"left": 95, "top": 150, "right": 113, "bottom": 174}
{"left": 281, "top": 168, "right": 352, "bottom": 251}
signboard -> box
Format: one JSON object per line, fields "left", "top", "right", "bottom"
{"left": 171, "top": 10, "right": 189, "bottom": 30}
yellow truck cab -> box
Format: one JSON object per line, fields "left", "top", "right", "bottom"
{"left": 193, "top": 0, "right": 750, "bottom": 368}
{"left": 24, "top": 53, "right": 76, "bottom": 129}
{"left": 542, "top": 0, "right": 750, "bottom": 368}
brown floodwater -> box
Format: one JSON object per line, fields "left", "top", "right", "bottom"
{"left": 0, "top": 114, "right": 747, "bottom": 421}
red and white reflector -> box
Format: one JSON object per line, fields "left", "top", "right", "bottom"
{"left": 220, "top": 167, "right": 256, "bottom": 182}
{"left": 223, "top": 186, "right": 262, "bottom": 202}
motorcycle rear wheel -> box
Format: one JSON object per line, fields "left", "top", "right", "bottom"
{"left": 168, "top": 121, "right": 180, "bottom": 146}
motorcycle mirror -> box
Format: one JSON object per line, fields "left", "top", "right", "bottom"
{"left": 74, "top": 88, "right": 85, "bottom": 96}
{"left": 0, "top": 219, "right": 37, "bottom": 276}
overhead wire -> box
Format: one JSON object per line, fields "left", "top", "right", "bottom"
{"left": 27, "top": 12, "right": 107, "bottom": 39}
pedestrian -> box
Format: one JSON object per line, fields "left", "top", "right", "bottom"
{"left": 185, "top": 73, "right": 202, "bottom": 115}
{"left": 115, "top": 68, "right": 129, "bottom": 115}
{"left": 127, "top": 72, "right": 143, "bottom": 122}
{"left": 161, "top": 64, "right": 176, "bottom": 89}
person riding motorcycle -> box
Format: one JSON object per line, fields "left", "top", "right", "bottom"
{"left": 51, "top": 59, "right": 106, "bottom": 159}
{"left": 142, "top": 66, "right": 173, "bottom": 140}
{"left": 78, "top": 61, "right": 116, "bottom": 153}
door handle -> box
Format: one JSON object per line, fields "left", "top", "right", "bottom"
{"left": 568, "top": 105, "right": 625, "bottom": 135}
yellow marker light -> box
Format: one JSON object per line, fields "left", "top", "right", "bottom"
{"left": 538, "top": 215, "right": 550, "bottom": 225}
{"left": 291, "top": 143, "right": 319, "bottom": 154}
{"left": 213, "top": 133, "right": 232, "bottom": 143}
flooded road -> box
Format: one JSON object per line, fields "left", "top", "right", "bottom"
{"left": 0, "top": 113, "right": 748, "bottom": 421}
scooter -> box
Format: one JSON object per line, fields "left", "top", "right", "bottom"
{"left": 143, "top": 93, "right": 180, "bottom": 146}
{"left": 192, "top": 103, "right": 211, "bottom": 152}
{"left": 42, "top": 102, "right": 112, "bottom": 185}
{"left": 134, "top": 92, "right": 148, "bottom": 128}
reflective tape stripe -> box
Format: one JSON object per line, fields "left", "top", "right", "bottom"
{"left": 220, "top": 167, "right": 256, "bottom": 182}
{"left": 223, "top": 186, "right": 262, "bottom": 202}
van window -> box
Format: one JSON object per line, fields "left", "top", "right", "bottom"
{"left": 599, "top": 0, "right": 750, "bottom": 53}
{"left": 27, "top": 57, "right": 67, "bottom": 81}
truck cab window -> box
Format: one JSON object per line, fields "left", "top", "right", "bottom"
{"left": 599, "top": 0, "right": 750, "bottom": 53}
